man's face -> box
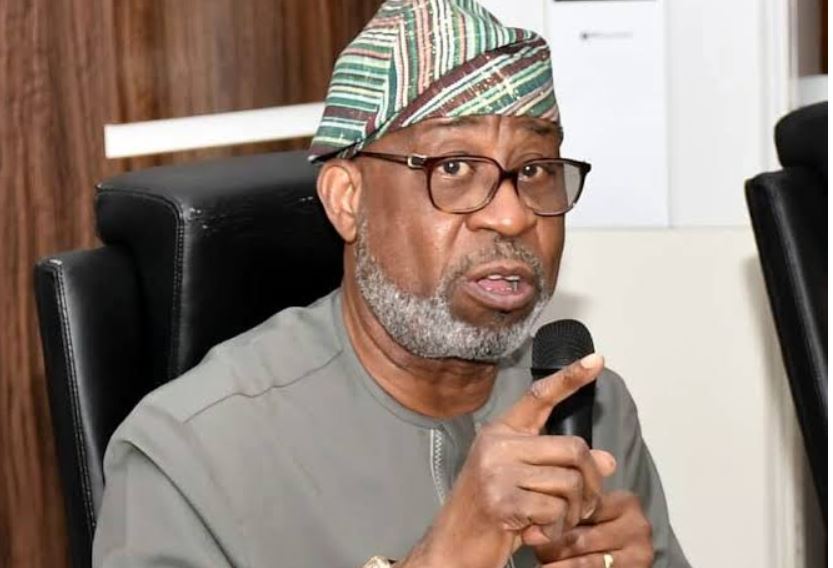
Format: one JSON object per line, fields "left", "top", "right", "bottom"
{"left": 349, "top": 114, "right": 566, "bottom": 359}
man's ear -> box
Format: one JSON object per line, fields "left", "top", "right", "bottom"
{"left": 316, "top": 159, "right": 363, "bottom": 243}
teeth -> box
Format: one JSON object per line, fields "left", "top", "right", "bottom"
{"left": 483, "top": 274, "right": 522, "bottom": 292}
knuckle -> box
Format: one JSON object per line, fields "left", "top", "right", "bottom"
{"left": 636, "top": 546, "right": 656, "bottom": 566}
{"left": 565, "top": 504, "right": 581, "bottom": 529}
{"left": 550, "top": 496, "right": 568, "bottom": 517}
{"left": 494, "top": 436, "right": 513, "bottom": 454}
{"left": 481, "top": 462, "right": 510, "bottom": 488}
{"left": 527, "top": 379, "right": 551, "bottom": 402}
{"left": 566, "top": 436, "right": 590, "bottom": 463}
{"left": 621, "top": 498, "right": 652, "bottom": 537}
{"left": 499, "top": 498, "right": 530, "bottom": 529}
{"left": 639, "top": 518, "right": 653, "bottom": 539}
{"left": 570, "top": 531, "right": 586, "bottom": 550}
{"left": 515, "top": 499, "right": 536, "bottom": 522}
{"left": 541, "top": 497, "right": 568, "bottom": 527}
{"left": 478, "top": 461, "right": 495, "bottom": 482}
{"left": 482, "top": 483, "right": 511, "bottom": 516}
{"left": 501, "top": 510, "right": 531, "bottom": 531}
{"left": 565, "top": 468, "right": 584, "bottom": 494}
{"left": 476, "top": 439, "right": 510, "bottom": 471}
{"left": 542, "top": 518, "right": 566, "bottom": 541}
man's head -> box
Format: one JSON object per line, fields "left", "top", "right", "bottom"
{"left": 312, "top": 1, "right": 584, "bottom": 362}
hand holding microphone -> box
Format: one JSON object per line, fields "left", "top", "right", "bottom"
{"left": 399, "top": 330, "right": 616, "bottom": 568}
{"left": 529, "top": 321, "right": 654, "bottom": 568}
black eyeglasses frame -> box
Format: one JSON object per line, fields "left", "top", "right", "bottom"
{"left": 353, "top": 150, "right": 592, "bottom": 216}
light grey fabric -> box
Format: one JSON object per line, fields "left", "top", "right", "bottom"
{"left": 93, "top": 290, "right": 690, "bottom": 567}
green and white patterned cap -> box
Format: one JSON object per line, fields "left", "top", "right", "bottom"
{"left": 309, "top": 0, "right": 559, "bottom": 162}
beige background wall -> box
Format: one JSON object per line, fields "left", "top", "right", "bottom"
{"left": 540, "top": 228, "right": 824, "bottom": 567}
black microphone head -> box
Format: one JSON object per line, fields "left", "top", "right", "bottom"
{"left": 532, "top": 319, "right": 595, "bottom": 369}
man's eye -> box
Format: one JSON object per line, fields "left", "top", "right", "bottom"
{"left": 440, "top": 160, "right": 468, "bottom": 176}
{"left": 520, "top": 164, "right": 541, "bottom": 179}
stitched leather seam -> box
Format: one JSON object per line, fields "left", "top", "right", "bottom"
{"left": 98, "top": 188, "right": 186, "bottom": 382}
{"left": 46, "top": 263, "right": 97, "bottom": 539}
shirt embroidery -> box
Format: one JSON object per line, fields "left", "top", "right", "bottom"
{"left": 429, "top": 429, "right": 447, "bottom": 504}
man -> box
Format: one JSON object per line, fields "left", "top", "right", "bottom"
{"left": 93, "top": 1, "right": 690, "bottom": 567}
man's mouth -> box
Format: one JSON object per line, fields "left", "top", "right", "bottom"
{"left": 461, "top": 262, "right": 538, "bottom": 312}
{"left": 477, "top": 273, "right": 524, "bottom": 294}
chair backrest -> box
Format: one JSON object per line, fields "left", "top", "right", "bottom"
{"left": 34, "top": 150, "right": 343, "bottom": 567}
{"left": 745, "top": 102, "right": 827, "bottom": 520}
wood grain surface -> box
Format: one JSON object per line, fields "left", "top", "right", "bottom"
{"left": 0, "top": 1, "right": 380, "bottom": 566}
{"left": 822, "top": 0, "right": 828, "bottom": 73}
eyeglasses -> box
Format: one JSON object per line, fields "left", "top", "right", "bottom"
{"left": 354, "top": 151, "right": 591, "bottom": 216}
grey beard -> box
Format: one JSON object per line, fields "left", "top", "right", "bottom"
{"left": 353, "top": 217, "right": 551, "bottom": 362}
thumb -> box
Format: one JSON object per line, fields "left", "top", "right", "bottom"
{"left": 591, "top": 449, "right": 617, "bottom": 478}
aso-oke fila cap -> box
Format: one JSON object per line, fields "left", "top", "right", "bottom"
{"left": 309, "top": 0, "right": 559, "bottom": 163}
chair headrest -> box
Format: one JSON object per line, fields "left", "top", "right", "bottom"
{"left": 96, "top": 151, "right": 343, "bottom": 385}
{"left": 776, "top": 101, "right": 828, "bottom": 178}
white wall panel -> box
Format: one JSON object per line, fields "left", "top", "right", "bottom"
{"left": 665, "top": 0, "right": 786, "bottom": 227}
{"left": 546, "top": 1, "right": 669, "bottom": 228}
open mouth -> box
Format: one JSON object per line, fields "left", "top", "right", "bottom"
{"left": 461, "top": 262, "right": 537, "bottom": 312}
{"left": 477, "top": 273, "right": 524, "bottom": 294}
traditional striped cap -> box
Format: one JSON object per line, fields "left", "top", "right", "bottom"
{"left": 309, "top": 0, "right": 558, "bottom": 162}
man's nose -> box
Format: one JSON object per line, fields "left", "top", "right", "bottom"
{"left": 465, "top": 178, "right": 538, "bottom": 237}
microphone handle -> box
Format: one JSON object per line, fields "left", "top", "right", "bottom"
{"left": 531, "top": 368, "right": 595, "bottom": 446}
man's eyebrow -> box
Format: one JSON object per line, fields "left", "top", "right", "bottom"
{"left": 520, "top": 119, "right": 564, "bottom": 140}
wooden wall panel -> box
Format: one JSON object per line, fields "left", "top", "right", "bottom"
{"left": 0, "top": 1, "right": 381, "bottom": 566}
{"left": 822, "top": 0, "right": 827, "bottom": 73}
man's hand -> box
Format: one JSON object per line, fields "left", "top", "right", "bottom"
{"left": 533, "top": 491, "right": 655, "bottom": 567}
{"left": 398, "top": 354, "right": 617, "bottom": 568}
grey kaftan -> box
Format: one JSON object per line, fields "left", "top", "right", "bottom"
{"left": 93, "top": 290, "right": 689, "bottom": 567}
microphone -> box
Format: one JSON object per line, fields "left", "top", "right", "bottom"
{"left": 531, "top": 320, "right": 596, "bottom": 446}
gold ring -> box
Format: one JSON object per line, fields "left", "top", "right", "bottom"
{"left": 603, "top": 552, "right": 615, "bottom": 568}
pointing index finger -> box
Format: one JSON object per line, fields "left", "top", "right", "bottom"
{"left": 499, "top": 353, "right": 604, "bottom": 435}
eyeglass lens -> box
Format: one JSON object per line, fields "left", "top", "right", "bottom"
{"left": 428, "top": 157, "right": 582, "bottom": 214}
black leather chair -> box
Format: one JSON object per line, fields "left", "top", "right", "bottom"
{"left": 745, "top": 102, "right": 827, "bottom": 521}
{"left": 34, "top": 151, "right": 343, "bottom": 568}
